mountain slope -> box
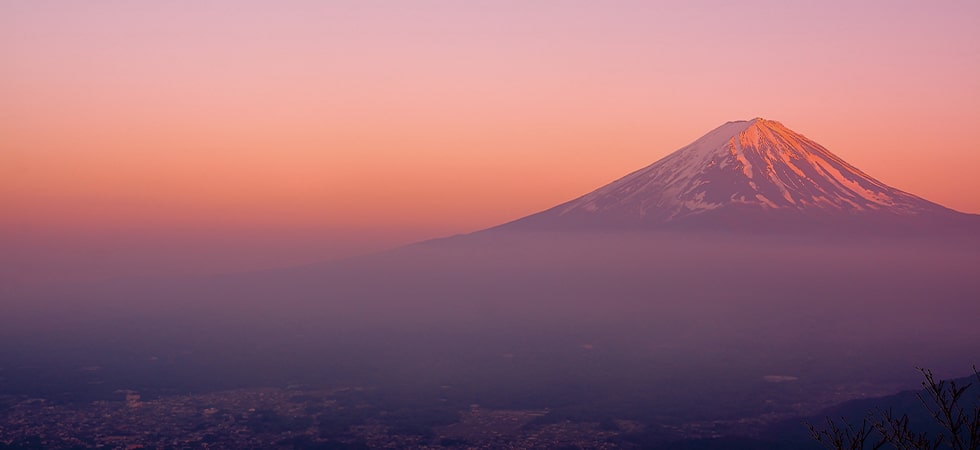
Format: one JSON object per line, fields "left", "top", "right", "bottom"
{"left": 499, "top": 118, "right": 974, "bottom": 232}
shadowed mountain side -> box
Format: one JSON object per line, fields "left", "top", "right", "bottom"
{"left": 757, "top": 371, "right": 980, "bottom": 449}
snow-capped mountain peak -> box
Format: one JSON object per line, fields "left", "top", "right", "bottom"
{"left": 500, "top": 118, "right": 969, "bottom": 231}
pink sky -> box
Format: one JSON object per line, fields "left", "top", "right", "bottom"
{"left": 3, "top": 1, "right": 979, "bottom": 283}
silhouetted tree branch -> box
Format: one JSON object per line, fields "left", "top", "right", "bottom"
{"left": 807, "top": 366, "right": 980, "bottom": 450}
{"left": 808, "top": 415, "right": 886, "bottom": 450}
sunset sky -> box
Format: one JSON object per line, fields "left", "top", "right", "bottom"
{"left": 3, "top": 1, "right": 979, "bottom": 283}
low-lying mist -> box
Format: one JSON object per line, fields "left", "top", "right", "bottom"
{"left": 3, "top": 231, "right": 979, "bottom": 423}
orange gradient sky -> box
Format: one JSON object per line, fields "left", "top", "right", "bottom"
{"left": 3, "top": 1, "right": 980, "bottom": 282}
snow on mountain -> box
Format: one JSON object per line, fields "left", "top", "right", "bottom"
{"left": 499, "top": 118, "right": 972, "bottom": 231}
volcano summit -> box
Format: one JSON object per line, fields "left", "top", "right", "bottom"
{"left": 501, "top": 118, "right": 974, "bottom": 232}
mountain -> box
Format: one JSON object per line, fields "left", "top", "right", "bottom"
{"left": 498, "top": 118, "right": 975, "bottom": 232}
{"left": 757, "top": 370, "right": 980, "bottom": 450}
